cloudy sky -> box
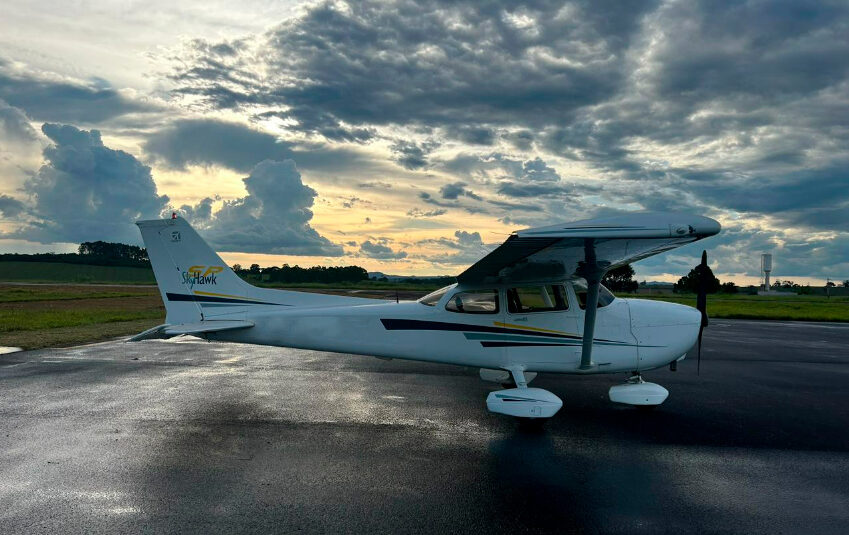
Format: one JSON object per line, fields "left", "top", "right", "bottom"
{"left": 1, "top": 0, "right": 847, "bottom": 284}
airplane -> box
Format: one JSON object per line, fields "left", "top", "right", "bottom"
{"left": 130, "top": 212, "right": 720, "bottom": 419}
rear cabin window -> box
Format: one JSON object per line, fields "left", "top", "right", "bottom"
{"left": 507, "top": 285, "right": 569, "bottom": 314}
{"left": 572, "top": 280, "right": 616, "bottom": 309}
{"left": 418, "top": 286, "right": 451, "bottom": 306}
{"left": 445, "top": 290, "right": 499, "bottom": 314}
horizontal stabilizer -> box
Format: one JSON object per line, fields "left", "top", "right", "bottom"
{"left": 128, "top": 320, "right": 254, "bottom": 342}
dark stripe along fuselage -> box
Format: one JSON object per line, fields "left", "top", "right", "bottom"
{"left": 379, "top": 318, "right": 632, "bottom": 347}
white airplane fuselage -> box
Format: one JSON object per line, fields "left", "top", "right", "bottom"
{"left": 208, "top": 282, "right": 701, "bottom": 375}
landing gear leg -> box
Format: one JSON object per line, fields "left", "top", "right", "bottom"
{"left": 506, "top": 365, "right": 528, "bottom": 389}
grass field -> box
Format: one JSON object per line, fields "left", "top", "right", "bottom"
{"left": 0, "top": 285, "right": 164, "bottom": 350}
{"left": 626, "top": 293, "right": 849, "bottom": 322}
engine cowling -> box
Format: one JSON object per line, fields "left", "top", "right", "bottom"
{"left": 486, "top": 388, "right": 563, "bottom": 418}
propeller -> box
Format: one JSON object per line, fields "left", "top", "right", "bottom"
{"left": 695, "top": 250, "right": 709, "bottom": 375}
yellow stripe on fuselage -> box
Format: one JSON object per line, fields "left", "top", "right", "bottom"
{"left": 193, "top": 290, "right": 261, "bottom": 301}
{"left": 493, "top": 321, "right": 577, "bottom": 336}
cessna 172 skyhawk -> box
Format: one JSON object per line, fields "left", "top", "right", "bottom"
{"left": 131, "top": 212, "right": 720, "bottom": 419}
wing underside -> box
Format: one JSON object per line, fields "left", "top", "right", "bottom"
{"left": 458, "top": 212, "right": 721, "bottom": 284}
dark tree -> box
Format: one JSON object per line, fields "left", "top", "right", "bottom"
{"left": 602, "top": 264, "right": 639, "bottom": 293}
{"left": 674, "top": 262, "right": 721, "bottom": 294}
{"left": 236, "top": 264, "right": 371, "bottom": 284}
{"left": 720, "top": 281, "right": 738, "bottom": 293}
{"left": 78, "top": 241, "right": 148, "bottom": 263}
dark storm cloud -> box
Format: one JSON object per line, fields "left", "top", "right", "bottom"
{"left": 9, "top": 124, "right": 168, "bottom": 244}
{"left": 0, "top": 60, "right": 156, "bottom": 124}
{"left": 502, "top": 130, "right": 534, "bottom": 151}
{"left": 647, "top": 1, "right": 849, "bottom": 102}
{"left": 359, "top": 240, "right": 407, "bottom": 260}
{"left": 169, "top": 1, "right": 654, "bottom": 135}
{"left": 0, "top": 194, "right": 25, "bottom": 218}
{"left": 521, "top": 158, "right": 560, "bottom": 182}
{"left": 688, "top": 166, "right": 849, "bottom": 218}
{"left": 174, "top": 196, "right": 215, "bottom": 223}
{"left": 193, "top": 160, "right": 343, "bottom": 256}
{"left": 439, "top": 182, "right": 481, "bottom": 201}
{"left": 496, "top": 182, "right": 572, "bottom": 198}
{"left": 143, "top": 118, "right": 383, "bottom": 174}
{"left": 444, "top": 126, "right": 496, "bottom": 146}
{"left": 419, "top": 191, "right": 489, "bottom": 215}
{"left": 390, "top": 140, "right": 439, "bottom": 170}
{"left": 144, "top": 119, "right": 296, "bottom": 171}
{"left": 0, "top": 99, "right": 38, "bottom": 142}
{"left": 437, "top": 153, "right": 584, "bottom": 200}
{"left": 416, "top": 230, "right": 496, "bottom": 265}
{"left": 439, "top": 153, "right": 558, "bottom": 183}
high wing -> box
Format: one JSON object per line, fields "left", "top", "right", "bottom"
{"left": 458, "top": 212, "right": 721, "bottom": 285}
{"left": 457, "top": 212, "right": 721, "bottom": 371}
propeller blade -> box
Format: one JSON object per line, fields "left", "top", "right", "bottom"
{"left": 696, "top": 250, "right": 709, "bottom": 375}
{"left": 697, "top": 326, "right": 703, "bottom": 375}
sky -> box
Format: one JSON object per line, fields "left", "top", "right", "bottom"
{"left": 1, "top": 0, "right": 847, "bottom": 285}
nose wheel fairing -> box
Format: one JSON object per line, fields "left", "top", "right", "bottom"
{"left": 609, "top": 375, "right": 669, "bottom": 406}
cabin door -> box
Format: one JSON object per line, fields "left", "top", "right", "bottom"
{"left": 502, "top": 284, "right": 581, "bottom": 370}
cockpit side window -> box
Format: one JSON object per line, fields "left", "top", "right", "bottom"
{"left": 572, "top": 280, "right": 615, "bottom": 309}
{"left": 445, "top": 289, "right": 499, "bottom": 314}
{"left": 418, "top": 286, "right": 451, "bottom": 306}
{"left": 506, "top": 285, "right": 569, "bottom": 313}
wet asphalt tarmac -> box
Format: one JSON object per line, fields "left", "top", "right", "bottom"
{"left": 1, "top": 319, "right": 848, "bottom": 534}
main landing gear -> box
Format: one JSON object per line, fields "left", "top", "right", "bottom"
{"left": 608, "top": 373, "right": 669, "bottom": 407}
{"left": 483, "top": 367, "right": 563, "bottom": 419}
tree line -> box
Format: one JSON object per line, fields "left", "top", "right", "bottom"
{"left": 0, "top": 240, "right": 151, "bottom": 268}
{"left": 234, "top": 264, "right": 371, "bottom": 284}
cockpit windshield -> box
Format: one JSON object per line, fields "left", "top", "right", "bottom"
{"left": 572, "top": 280, "right": 616, "bottom": 309}
{"left": 418, "top": 285, "right": 452, "bottom": 306}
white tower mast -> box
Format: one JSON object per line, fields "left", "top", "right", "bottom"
{"left": 761, "top": 253, "right": 773, "bottom": 291}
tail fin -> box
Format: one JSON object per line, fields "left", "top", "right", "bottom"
{"left": 137, "top": 217, "right": 253, "bottom": 324}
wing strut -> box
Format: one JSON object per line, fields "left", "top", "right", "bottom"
{"left": 578, "top": 239, "right": 607, "bottom": 370}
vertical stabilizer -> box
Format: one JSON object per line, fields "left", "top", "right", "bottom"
{"left": 136, "top": 217, "right": 252, "bottom": 324}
